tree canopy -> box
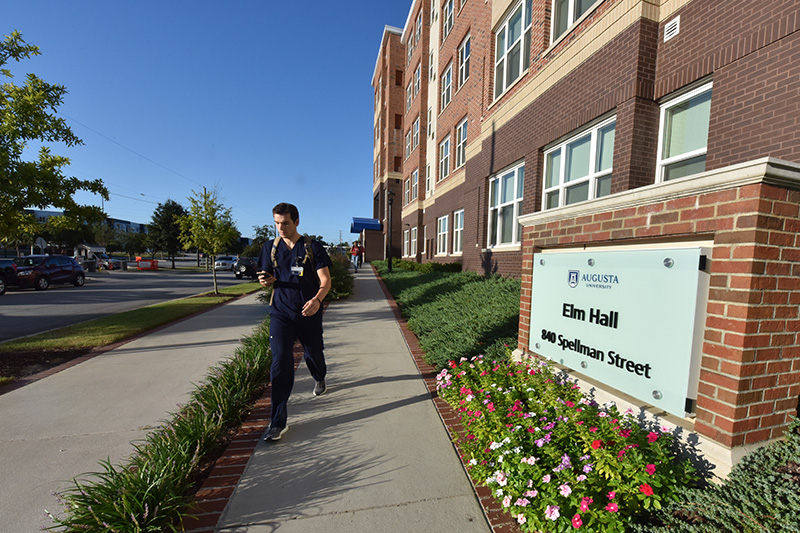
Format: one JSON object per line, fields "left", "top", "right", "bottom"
{"left": 178, "top": 188, "right": 238, "bottom": 293}
{"left": 0, "top": 30, "right": 108, "bottom": 242}
{"left": 149, "top": 199, "right": 187, "bottom": 268}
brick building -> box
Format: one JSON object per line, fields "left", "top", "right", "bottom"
{"left": 373, "top": 0, "right": 800, "bottom": 468}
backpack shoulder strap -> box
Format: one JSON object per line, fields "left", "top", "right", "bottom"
{"left": 270, "top": 236, "right": 281, "bottom": 267}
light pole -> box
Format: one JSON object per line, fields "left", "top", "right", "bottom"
{"left": 387, "top": 189, "right": 394, "bottom": 273}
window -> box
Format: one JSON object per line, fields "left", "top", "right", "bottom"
{"left": 404, "top": 178, "right": 410, "bottom": 205}
{"left": 414, "top": 64, "right": 421, "bottom": 96}
{"left": 407, "top": 39, "right": 413, "bottom": 64}
{"left": 413, "top": 117, "right": 420, "bottom": 149}
{"left": 426, "top": 163, "right": 432, "bottom": 192}
{"left": 429, "top": 51, "right": 435, "bottom": 81}
{"left": 488, "top": 162, "right": 524, "bottom": 247}
{"left": 411, "top": 226, "right": 418, "bottom": 256}
{"left": 458, "top": 35, "right": 471, "bottom": 88}
{"left": 405, "top": 131, "right": 411, "bottom": 158}
{"left": 428, "top": 107, "right": 433, "bottom": 137}
{"left": 416, "top": 12, "right": 422, "bottom": 44}
{"left": 455, "top": 117, "right": 468, "bottom": 168}
{"left": 494, "top": 0, "right": 532, "bottom": 100}
{"left": 406, "top": 82, "right": 413, "bottom": 111}
{"left": 423, "top": 225, "right": 428, "bottom": 253}
{"left": 411, "top": 169, "right": 419, "bottom": 200}
{"left": 552, "top": 0, "right": 596, "bottom": 43}
{"left": 441, "top": 63, "right": 453, "bottom": 110}
{"left": 403, "top": 229, "right": 410, "bottom": 257}
{"left": 439, "top": 136, "right": 451, "bottom": 181}
{"left": 657, "top": 82, "right": 712, "bottom": 182}
{"left": 437, "top": 215, "right": 449, "bottom": 255}
{"left": 453, "top": 209, "right": 464, "bottom": 254}
{"left": 543, "top": 116, "right": 616, "bottom": 209}
{"left": 443, "top": 0, "right": 454, "bottom": 40}
{"left": 431, "top": 0, "right": 437, "bottom": 24}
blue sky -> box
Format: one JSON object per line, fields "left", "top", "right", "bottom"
{"left": 5, "top": 1, "right": 410, "bottom": 245}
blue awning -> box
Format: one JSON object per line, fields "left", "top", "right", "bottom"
{"left": 351, "top": 217, "right": 382, "bottom": 233}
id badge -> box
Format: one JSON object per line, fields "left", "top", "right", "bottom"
{"left": 291, "top": 265, "right": 304, "bottom": 276}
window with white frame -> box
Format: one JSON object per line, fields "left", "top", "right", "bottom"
{"left": 453, "top": 209, "right": 464, "bottom": 253}
{"left": 437, "top": 215, "right": 449, "bottom": 255}
{"left": 411, "top": 169, "right": 419, "bottom": 200}
{"left": 428, "top": 107, "right": 433, "bottom": 137}
{"left": 404, "top": 178, "right": 410, "bottom": 205}
{"left": 405, "top": 131, "right": 411, "bottom": 158}
{"left": 411, "top": 226, "right": 418, "bottom": 256}
{"left": 431, "top": 1, "right": 436, "bottom": 23}
{"left": 443, "top": 0, "right": 454, "bottom": 40}
{"left": 423, "top": 225, "right": 428, "bottom": 253}
{"left": 543, "top": 116, "right": 616, "bottom": 209}
{"left": 455, "top": 117, "right": 468, "bottom": 168}
{"left": 403, "top": 229, "right": 410, "bottom": 257}
{"left": 412, "top": 117, "right": 420, "bottom": 149}
{"left": 458, "top": 35, "right": 470, "bottom": 88}
{"left": 416, "top": 11, "right": 422, "bottom": 44}
{"left": 439, "top": 136, "right": 451, "bottom": 181}
{"left": 656, "top": 82, "right": 712, "bottom": 182}
{"left": 426, "top": 163, "right": 432, "bottom": 192}
{"left": 494, "top": 0, "right": 532, "bottom": 100}
{"left": 429, "top": 51, "right": 435, "bottom": 81}
{"left": 552, "top": 0, "right": 596, "bottom": 43}
{"left": 414, "top": 64, "right": 421, "bottom": 96}
{"left": 407, "top": 39, "right": 413, "bottom": 64}
{"left": 488, "top": 162, "right": 524, "bottom": 247}
{"left": 406, "top": 82, "right": 413, "bottom": 111}
{"left": 441, "top": 63, "right": 453, "bottom": 110}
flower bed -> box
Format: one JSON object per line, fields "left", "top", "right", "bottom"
{"left": 437, "top": 355, "right": 699, "bottom": 532}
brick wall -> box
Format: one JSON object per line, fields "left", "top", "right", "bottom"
{"left": 518, "top": 175, "right": 800, "bottom": 448}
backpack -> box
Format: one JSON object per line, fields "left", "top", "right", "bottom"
{"left": 268, "top": 236, "right": 318, "bottom": 305}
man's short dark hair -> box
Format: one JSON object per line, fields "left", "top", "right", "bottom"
{"left": 273, "top": 202, "right": 299, "bottom": 222}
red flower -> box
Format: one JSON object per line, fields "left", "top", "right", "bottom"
{"left": 572, "top": 513, "right": 583, "bottom": 528}
{"left": 647, "top": 431, "right": 659, "bottom": 443}
{"left": 639, "top": 483, "right": 654, "bottom": 496}
{"left": 605, "top": 503, "right": 618, "bottom": 512}
{"left": 591, "top": 439, "right": 603, "bottom": 449}
{"left": 646, "top": 463, "right": 656, "bottom": 475}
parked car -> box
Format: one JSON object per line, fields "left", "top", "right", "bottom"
{"left": 15, "top": 255, "right": 85, "bottom": 291}
{"left": 233, "top": 257, "right": 258, "bottom": 279}
{"left": 0, "top": 258, "right": 17, "bottom": 295}
{"left": 214, "top": 255, "right": 237, "bottom": 271}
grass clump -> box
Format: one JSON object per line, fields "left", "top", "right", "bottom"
{"left": 373, "top": 260, "right": 520, "bottom": 368}
{"left": 46, "top": 319, "right": 272, "bottom": 531}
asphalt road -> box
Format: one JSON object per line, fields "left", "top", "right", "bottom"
{"left": 0, "top": 266, "right": 258, "bottom": 343}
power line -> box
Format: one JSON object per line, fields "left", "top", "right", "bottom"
{"left": 61, "top": 113, "right": 205, "bottom": 188}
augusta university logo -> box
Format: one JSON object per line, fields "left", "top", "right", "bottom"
{"left": 568, "top": 270, "right": 579, "bottom": 288}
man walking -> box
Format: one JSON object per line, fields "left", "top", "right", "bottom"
{"left": 257, "top": 202, "right": 333, "bottom": 441}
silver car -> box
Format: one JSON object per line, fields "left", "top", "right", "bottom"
{"left": 214, "top": 255, "right": 237, "bottom": 271}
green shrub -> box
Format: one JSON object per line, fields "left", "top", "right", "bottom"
{"left": 327, "top": 253, "right": 354, "bottom": 300}
{"left": 375, "top": 258, "right": 462, "bottom": 273}
{"left": 47, "top": 320, "right": 272, "bottom": 531}
{"left": 374, "top": 262, "right": 520, "bottom": 369}
{"left": 632, "top": 417, "right": 800, "bottom": 532}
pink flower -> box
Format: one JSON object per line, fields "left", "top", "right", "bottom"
{"left": 572, "top": 513, "right": 583, "bottom": 528}
{"left": 502, "top": 495, "right": 512, "bottom": 507}
{"left": 591, "top": 440, "right": 603, "bottom": 449}
{"left": 605, "top": 503, "right": 619, "bottom": 512}
{"left": 496, "top": 472, "right": 508, "bottom": 486}
{"left": 525, "top": 490, "right": 538, "bottom": 498}
{"left": 640, "top": 483, "right": 654, "bottom": 496}
{"left": 515, "top": 498, "right": 530, "bottom": 507}
{"left": 646, "top": 464, "right": 656, "bottom": 475}
{"left": 647, "top": 431, "right": 659, "bottom": 443}
{"left": 589, "top": 427, "right": 598, "bottom": 432}
{"left": 545, "top": 505, "right": 560, "bottom": 520}
{"left": 607, "top": 491, "right": 616, "bottom": 500}
{"left": 516, "top": 514, "right": 527, "bottom": 525}
{"left": 580, "top": 497, "right": 593, "bottom": 512}
{"left": 559, "top": 483, "right": 572, "bottom": 497}
{"left": 487, "top": 402, "right": 495, "bottom": 412}
{"left": 542, "top": 474, "right": 551, "bottom": 483}
{"left": 619, "top": 429, "right": 631, "bottom": 438}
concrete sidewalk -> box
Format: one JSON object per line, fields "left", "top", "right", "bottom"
{"left": 0, "top": 293, "right": 269, "bottom": 532}
{"left": 215, "top": 267, "right": 490, "bottom": 532}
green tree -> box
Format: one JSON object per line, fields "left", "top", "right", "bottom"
{"left": 0, "top": 30, "right": 108, "bottom": 238}
{"left": 178, "top": 188, "right": 238, "bottom": 294}
{"left": 241, "top": 224, "right": 276, "bottom": 257}
{"left": 120, "top": 231, "right": 148, "bottom": 258}
{"left": 148, "top": 199, "right": 187, "bottom": 268}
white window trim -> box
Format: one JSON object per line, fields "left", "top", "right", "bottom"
{"left": 542, "top": 115, "right": 616, "bottom": 210}
{"left": 550, "top": 0, "right": 602, "bottom": 45}
{"left": 436, "top": 215, "right": 449, "bottom": 256}
{"left": 655, "top": 81, "right": 713, "bottom": 183}
{"left": 452, "top": 209, "right": 464, "bottom": 255}
{"left": 414, "top": 64, "right": 421, "bottom": 96}
{"left": 458, "top": 34, "right": 471, "bottom": 89}
{"left": 439, "top": 135, "right": 451, "bottom": 181}
{"left": 404, "top": 178, "right": 410, "bottom": 205}
{"left": 411, "top": 168, "right": 419, "bottom": 200}
{"left": 405, "top": 131, "right": 411, "bottom": 159}
{"left": 403, "top": 229, "right": 410, "bottom": 257}
{"left": 412, "top": 117, "right": 420, "bottom": 149}
{"left": 426, "top": 163, "right": 433, "bottom": 193}
{"left": 406, "top": 82, "right": 413, "bottom": 111}
{"left": 423, "top": 224, "right": 428, "bottom": 253}
{"left": 411, "top": 226, "right": 418, "bottom": 256}
{"left": 488, "top": 161, "right": 525, "bottom": 248}
{"left": 443, "top": 0, "right": 454, "bottom": 40}
{"left": 493, "top": 0, "right": 532, "bottom": 101}
{"left": 455, "top": 117, "right": 468, "bottom": 169}
{"left": 441, "top": 63, "right": 453, "bottom": 111}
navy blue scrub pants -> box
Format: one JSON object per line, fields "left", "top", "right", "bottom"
{"left": 268, "top": 312, "right": 326, "bottom": 429}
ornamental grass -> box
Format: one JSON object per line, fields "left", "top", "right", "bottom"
{"left": 437, "top": 355, "right": 699, "bottom": 532}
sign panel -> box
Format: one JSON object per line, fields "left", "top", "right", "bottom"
{"left": 529, "top": 248, "right": 708, "bottom": 416}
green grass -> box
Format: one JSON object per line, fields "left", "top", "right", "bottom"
{"left": 0, "top": 282, "right": 263, "bottom": 354}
